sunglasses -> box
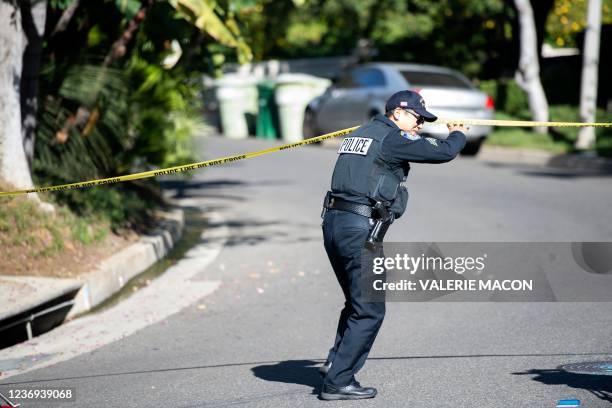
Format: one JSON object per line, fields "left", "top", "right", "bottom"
{"left": 404, "top": 109, "right": 425, "bottom": 125}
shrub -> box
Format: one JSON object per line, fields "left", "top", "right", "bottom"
{"left": 479, "top": 78, "right": 529, "bottom": 118}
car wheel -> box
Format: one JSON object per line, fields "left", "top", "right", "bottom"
{"left": 303, "top": 108, "right": 320, "bottom": 143}
{"left": 461, "top": 138, "right": 484, "bottom": 156}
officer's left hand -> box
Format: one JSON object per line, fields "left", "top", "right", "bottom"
{"left": 447, "top": 123, "right": 469, "bottom": 134}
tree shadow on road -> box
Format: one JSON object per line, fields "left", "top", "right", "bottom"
{"left": 251, "top": 359, "right": 323, "bottom": 395}
{"left": 512, "top": 368, "right": 612, "bottom": 404}
{"left": 482, "top": 162, "right": 612, "bottom": 179}
{"left": 202, "top": 218, "right": 321, "bottom": 247}
{"left": 159, "top": 178, "right": 291, "bottom": 199}
{"left": 518, "top": 169, "right": 612, "bottom": 179}
{"left": 202, "top": 218, "right": 288, "bottom": 247}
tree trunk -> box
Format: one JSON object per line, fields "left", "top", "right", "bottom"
{"left": 513, "top": 0, "right": 549, "bottom": 134}
{"left": 20, "top": 0, "right": 47, "bottom": 167}
{"left": 575, "top": 0, "right": 602, "bottom": 150}
{"left": 0, "top": 1, "right": 52, "bottom": 211}
{"left": 0, "top": 1, "right": 34, "bottom": 189}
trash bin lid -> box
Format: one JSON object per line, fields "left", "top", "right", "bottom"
{"left": 275, "top": 73, "right": 331, "bottom": 87}
{"left": 215, "top": 74, "right": 257, "bottom": 87}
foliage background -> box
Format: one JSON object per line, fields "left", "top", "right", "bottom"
{"left": 29, "top": 0, "right": 612, "bottom": 228}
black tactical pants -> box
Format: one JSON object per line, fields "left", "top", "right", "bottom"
{"left": 321, "top": 209, "right": 386, "bottom": 387}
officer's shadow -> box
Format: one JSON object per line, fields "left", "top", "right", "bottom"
{"left": 251, "top": 359, "right": 323, "bottom": 394}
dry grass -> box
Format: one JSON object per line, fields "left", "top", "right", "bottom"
{"left": 0, "top": 180, "right": 137, "bottom": 277}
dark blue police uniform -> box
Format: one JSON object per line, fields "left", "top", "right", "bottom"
{"left": 319, "top": 91, "right": 466, "bottom": 398}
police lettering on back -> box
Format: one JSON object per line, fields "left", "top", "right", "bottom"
{"left": 338, "top": 137, "right": 373, "bottom": 156}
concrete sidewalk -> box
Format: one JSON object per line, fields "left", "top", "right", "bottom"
{"left": 0, "top": 203, "right": 226, "bottom": 379}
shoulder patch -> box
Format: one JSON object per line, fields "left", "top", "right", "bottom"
{"left": 425, "top": 137, "right": 438, "bottom": 146}
{"left": 337, "top": 137, "right": 373, "bottom": 155}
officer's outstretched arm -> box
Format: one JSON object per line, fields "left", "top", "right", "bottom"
{"left": 383, "top": 129, "right": 467, "bottom": 164}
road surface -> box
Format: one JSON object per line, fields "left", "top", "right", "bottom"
{"left": 1, "top": 134, "right": 611, "bottom": 407}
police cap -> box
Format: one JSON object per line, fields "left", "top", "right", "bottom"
{"left": 385, "top": 90, "right": 437, "bottom": 122}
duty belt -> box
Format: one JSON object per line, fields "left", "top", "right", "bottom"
{"left": 323, "top": 192, "right": 374, "bottom": 218}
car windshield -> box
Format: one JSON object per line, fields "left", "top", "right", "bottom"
{"left": 400, "top": 70, "right": 472, "bottom": 89}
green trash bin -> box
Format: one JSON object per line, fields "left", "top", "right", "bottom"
{"left": 256, "top": 80, "right": 278, "bottom": 139}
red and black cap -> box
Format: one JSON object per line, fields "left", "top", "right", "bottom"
{"left": 385, "top": 90, "right": 437, "bottom": 122}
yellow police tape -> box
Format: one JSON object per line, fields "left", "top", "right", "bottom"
{"left": 1, "top": 118, "right": 611, "bottom": 198}
{"left": 0, "top": 127, "right": 358, "bottom": 198}
{"left": 436, "top": 118, "right": 612, "bottom": 128}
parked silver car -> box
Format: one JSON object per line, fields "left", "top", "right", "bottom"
{"left": 304, "top": 63, "right": 495, "bottom": 155}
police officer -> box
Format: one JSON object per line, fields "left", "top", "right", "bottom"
{"left": 318, "top": 90, "right": 467, "bottom": 400}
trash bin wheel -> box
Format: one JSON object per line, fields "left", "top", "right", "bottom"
{"left": 303, "top": 108, "right": 321, "bottom": 144}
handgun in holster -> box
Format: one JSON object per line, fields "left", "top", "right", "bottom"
{"left": 366, "top": 200, "right": 394, "bottom": 245}
{"left": 321, "top": 191, "right": 333, "bottom": 218}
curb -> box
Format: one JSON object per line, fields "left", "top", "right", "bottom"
{"left": 65, "top": 207, "right": 184, "bottom": 319}
{"left": 0, "top": 207, "right": 185, "bottom": 345}
{"left": 0, "top": 276, "right": 81, "bottom": 323}
{"left": 476, "top": 146, "right": 556, "bottom": 167}
{"left": 477, "top": 146, "right": 612, "bottom": 171}
{"left": 0, "top": 208, "right": 225, "bottom": 379}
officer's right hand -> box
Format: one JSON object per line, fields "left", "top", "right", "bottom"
{"left": 447, "top": 123, "right": 469, "bottom": 134}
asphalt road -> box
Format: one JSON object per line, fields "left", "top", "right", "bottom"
{"left": 1, "top": 134, "right": 612, "bottom": 407}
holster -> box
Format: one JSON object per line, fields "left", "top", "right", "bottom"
{"left": 321, "top": 191, "right": 332, "bottom": 218}
{"left": 366, "top": 201, "right": 394, "bottom": 244}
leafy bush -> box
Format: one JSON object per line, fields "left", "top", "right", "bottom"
{"left": 479, "top": 78, "right": 529, "bottom": 118}
{"left": 34, "top": 57, "right": 203, "bottom": 229}
{"left": 32, "top": 1, "right": 217, "bottom": 229}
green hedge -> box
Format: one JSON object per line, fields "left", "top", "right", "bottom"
{"left": 479, "top": 79, "right": 530, "bottom": 118}
{"left": 549, "top": 105, "right": 612, "bottom": 157}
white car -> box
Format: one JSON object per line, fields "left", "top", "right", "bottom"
{"left": 304, "top": 62, "right": 495, "bottom": 155}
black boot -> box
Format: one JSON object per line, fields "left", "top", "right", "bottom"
{"left": 320, "top": 381, "right": 377, "bottom": 400}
